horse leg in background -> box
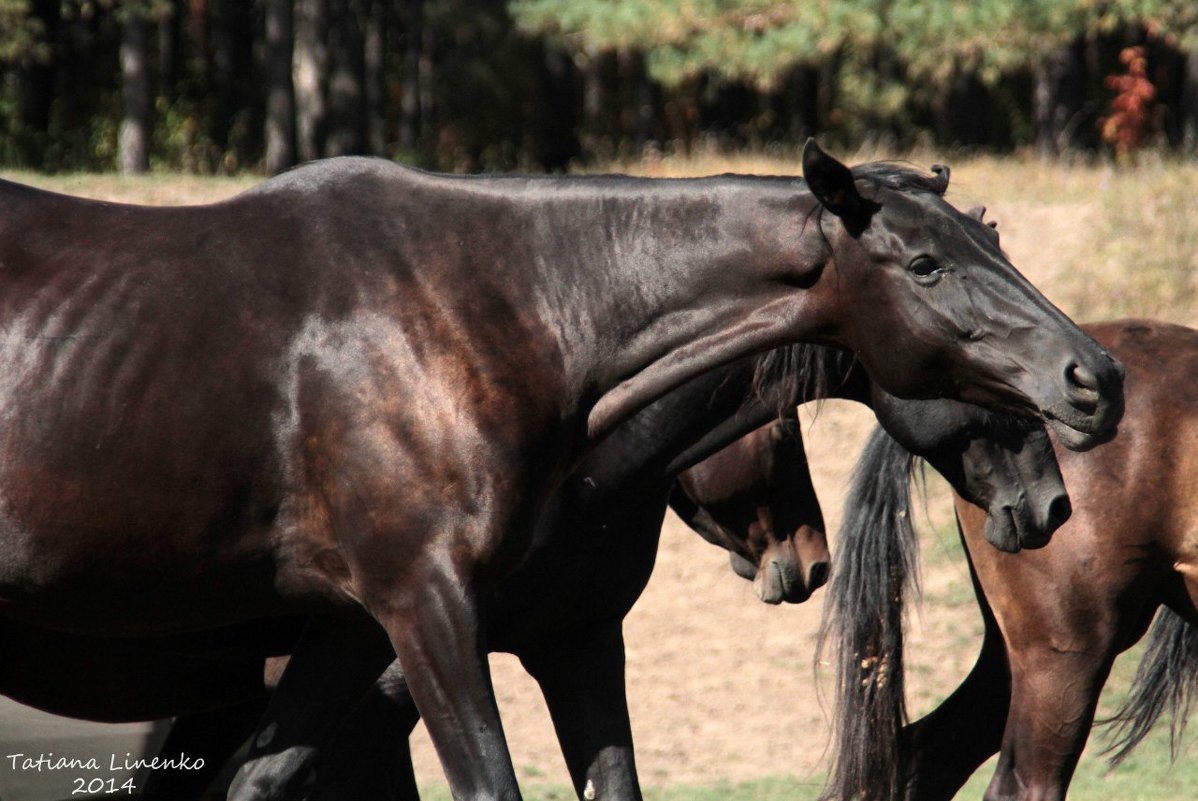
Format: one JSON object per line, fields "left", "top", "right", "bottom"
{"left": 518, "top": 620, "right": 642, "bottom": 801}
{"left": 227, "top": 615, "right": 396, "bottom": 801}
{"left": 901, "top": 532, "right": 1009, "bottom": 801}
{"left": 308, "top": 620, "right": 640, "bottom": 801}
{"left": 305, "top": 661, "right": 423, "bottom": 801}
{"left": 141, "top": 698, "right": 267, "bottom": 801}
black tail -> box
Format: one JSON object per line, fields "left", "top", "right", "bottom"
{"left": 817, "top": 426, "right": 921, "bottom": 801}
{"left": 1101, "top": 607, "right": 1198, "bottom": 766}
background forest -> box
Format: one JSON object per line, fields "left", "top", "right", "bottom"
{"left": 1, "top": 1, "right": 1197, "bottom": 174}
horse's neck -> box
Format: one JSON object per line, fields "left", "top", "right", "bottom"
{"left": 502, "top": 177, "right": 827, "bottom": 439}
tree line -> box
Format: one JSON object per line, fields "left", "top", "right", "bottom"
{"left": 1, "top": 0, "right": 1197, "bottom": 174}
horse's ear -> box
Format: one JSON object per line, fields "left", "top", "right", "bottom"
{"left": 968, "top": 205, "right": 1000, "bottom": 234}
{"left": 802, "top": 138, "right": 877, "bottom": 232}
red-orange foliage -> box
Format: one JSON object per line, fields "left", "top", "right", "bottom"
{"left": 1100, "top": 46, "right": 1158, "bottom": 157}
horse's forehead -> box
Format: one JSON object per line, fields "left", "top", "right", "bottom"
{"left": 872, "top": 191, "right": 994, "bottom": 250}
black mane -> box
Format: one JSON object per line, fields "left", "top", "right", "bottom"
{"left": 751, "top": 343, "right": 857, "bottom": 417}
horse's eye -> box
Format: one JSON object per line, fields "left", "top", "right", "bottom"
{"left": 908, "top": 256, "right": 941, "bottom": 280}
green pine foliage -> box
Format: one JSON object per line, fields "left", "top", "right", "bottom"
{"left": 3, "top": 1, "right": 1198, "bottom": 171}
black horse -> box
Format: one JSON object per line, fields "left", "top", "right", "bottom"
{"left": 0, "top": 141, "right": 1121, "bottom": 800}
{"left": 0, "top": 345, "right": 1066, "bottom": 801}
{"left": 196, "top": 352, "right": 1072, "bottom": 801}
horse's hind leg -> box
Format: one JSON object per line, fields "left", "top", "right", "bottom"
{"left": 982, "top": 640, "right": 1115, "bottom": 801}
{"left": 518, "top": 620, "right": 643, "bottom": 801}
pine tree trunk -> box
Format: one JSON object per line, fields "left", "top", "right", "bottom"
{"left": 211, "top": 0, "right": 255, "bottom": 160}
{"left": 119, "top": 7, "right": 152, "bottom": 174}
{"left": 398, "top": 0, "right": 423, "bottom": 152}
{"left": 293, "top": 0, "right": 329, "bottom": 161}
{"left": 1181, "top": 44, "right": 1198, "bottom": 158}
{"left": 157, "top": 0, "right": 183, "bottom": 104}
{"left": 264, "top": 0, "right": 296, "bottom": 173}
{"left": 364, "top": 0, "right": 386, "bottom": 155}
{"left": 1034, "top": 37, "right": 1088, "bottom": 156}
{"left": 13, "top": 0, "right": 59, "bottom": 165}
{"left": 325, "top": 0, "right": 366, "bottom": 156}
{"left": 536, "top": 47, "right": 580, "bottom": 170}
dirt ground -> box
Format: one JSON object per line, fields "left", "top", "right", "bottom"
{"left": 407, "top": 400, "right": 978, "bottom": 791}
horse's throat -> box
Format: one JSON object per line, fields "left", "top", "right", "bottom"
{"left": 587, "top": 309, "right": 800, "bottom": 440}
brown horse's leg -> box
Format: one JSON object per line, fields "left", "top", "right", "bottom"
{"left": 982, "top": 642, "right": 1114, "bottom": 801}
{"left": 227, "top": 615, "right": 396, "bottom": 801}
{"left": 141, "top": 698, "right": 267, "bottom": 801}
{"left": 902, "top": 585, "right": 1009, "bottom": 801}
{"left": 518, "top": 620, "right": 643, "bottom": 801}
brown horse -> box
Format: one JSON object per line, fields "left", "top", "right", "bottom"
{"left": 0, "top": 141, "right": 1121, "bottom": 801}
{"left": 822, "top": 319, "right": 1198, "bottom": 801}
{"left": 671, "top": 415, "right": 829, "bottom": 602}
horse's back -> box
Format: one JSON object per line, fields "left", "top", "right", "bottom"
{"left": 0, "top": 161, "right": 568, "bottom": 635}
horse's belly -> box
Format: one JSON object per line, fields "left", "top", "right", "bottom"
{"left": 0, "top": 489, "right": 337, "bottom": 636}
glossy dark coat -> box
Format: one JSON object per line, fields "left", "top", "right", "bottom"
{"left": 0, "top": 141, "right": 1121, "bottom": 801}
{"left": 210, "top": 356, "right": 1071, "bottom": 801}
{"left": 0, "top": 345, "right": 1063, "bottom": 801}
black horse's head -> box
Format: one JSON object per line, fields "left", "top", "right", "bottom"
{"left": 800, "top": 140, "right": 1123, "bottom": 452}
{"left": 869, "top": 388, "right": 1070, "bottom": 552}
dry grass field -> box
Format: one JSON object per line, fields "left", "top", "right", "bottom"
{"left": 3, "top": 151, "right": 1197, "bottom": 799}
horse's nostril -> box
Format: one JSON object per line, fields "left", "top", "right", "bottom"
{"left": 1046, "top": 494, "right": 1073, "bottom": 531}
{"left": 807, "top": 560, "right": 830, "bottom": 591}
{"left": 1065, "top": 361, "right": 1099, "bottom": 393}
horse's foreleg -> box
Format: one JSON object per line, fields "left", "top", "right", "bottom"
{"left": 226, "top": 615, "right": 396, "bottom": 801}
{"left": 376, "top": 559, "right": 523, "bottom": 801}
{"left": 982, "top": 642, "right": 1114, "bottom": 801}
{"left": 518, "top": 620, "right": 642, "bottom": 801}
